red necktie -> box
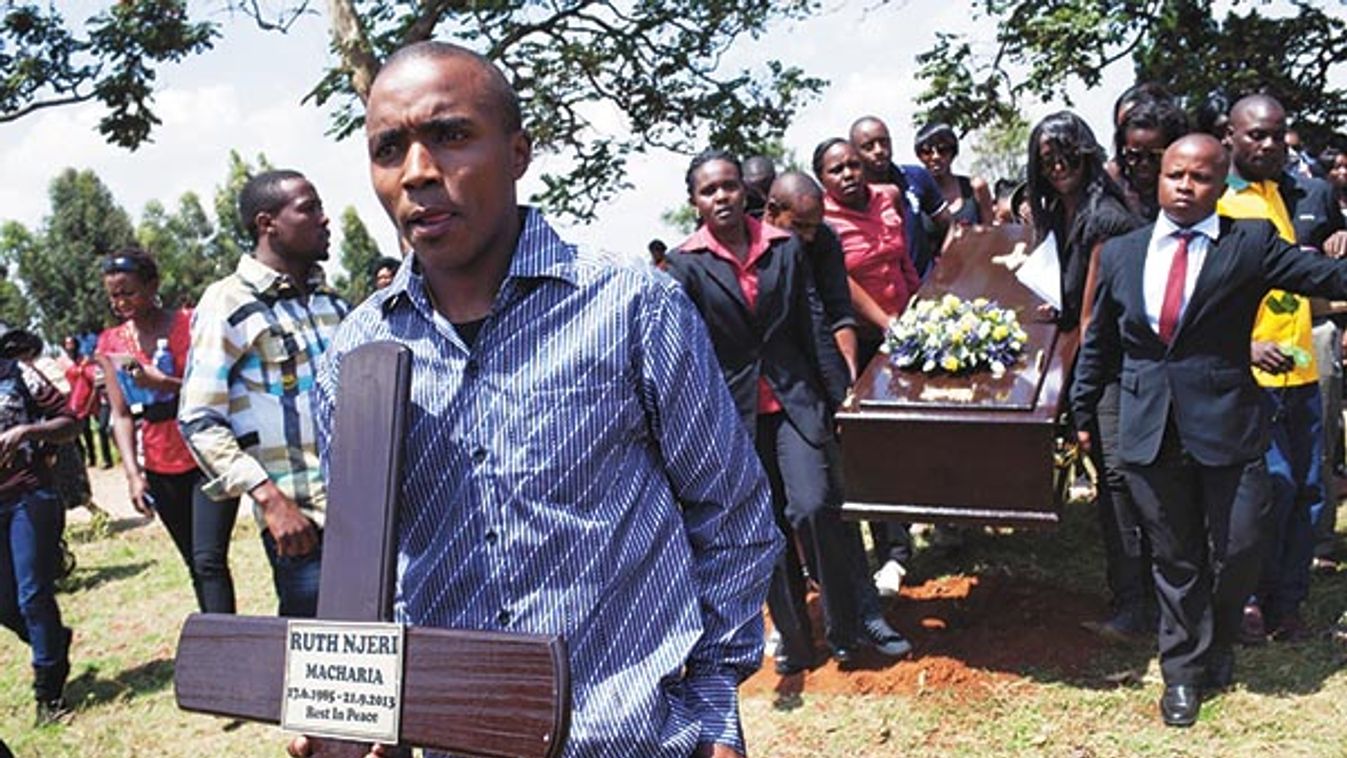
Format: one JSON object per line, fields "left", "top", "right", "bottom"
{"left": 1158, "top": 230, "right": 1193, "bottom": 344}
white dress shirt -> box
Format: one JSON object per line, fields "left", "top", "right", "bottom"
{"left": 1144, "top": 212, "right": 1221, "bottom": 337}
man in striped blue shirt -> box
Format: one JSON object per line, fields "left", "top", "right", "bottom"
{"left": 307, "top": 42, "right": 780, "bottom": 758}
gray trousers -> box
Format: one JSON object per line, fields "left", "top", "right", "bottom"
{"left": 1311, "top": 318, "right": 1341, "bottom": 557}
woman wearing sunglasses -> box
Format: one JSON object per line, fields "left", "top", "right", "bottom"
{"left": 1026, "top": 111, "right": 1142, "bottom": 331}
{"left": 95, "top": 248, "right": 234, "bottom": 613}
{"left": 1112, "top": 98, "right": 1190, "bottom": 221}
{"left": 913, "top": 122, "right": 994, "bottom": 228}
{"left": 1028, "top": 112, "right": 1150, "bottom": 643}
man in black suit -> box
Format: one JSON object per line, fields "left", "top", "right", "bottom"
{"left": 1072, "top": 133, "right": 1347, "bottom": 727}
{"left": 763, "top": 171, "right": 859, "bottom": 381}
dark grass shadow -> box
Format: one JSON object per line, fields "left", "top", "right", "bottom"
{"left": 64, "top": 657, "right": 174, "bottom": 710}
{"left": 56, "top": 560, "right": 153, "bottom": 594}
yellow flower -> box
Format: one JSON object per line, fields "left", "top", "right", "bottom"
{"left": 941, "top": 355, "right": 961, "bottom": 372}
{"left": 992, "top": 325, "right": 1009, "bottom": 341}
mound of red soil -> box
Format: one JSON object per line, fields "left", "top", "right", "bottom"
{"left": 742, "top": 573, "right": 1111, "bottom": 701}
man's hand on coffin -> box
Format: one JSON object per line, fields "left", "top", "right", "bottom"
{"left": 1076, "top": 430, "right": 1092, "bottom": 454}
{"left": 1035, "top": 303, "right": 1059, "bottom": 322}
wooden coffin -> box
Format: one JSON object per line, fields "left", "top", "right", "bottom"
{"left": 837, "top": 224, "right": 1078, "bottom": 528}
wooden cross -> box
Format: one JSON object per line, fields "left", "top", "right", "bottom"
{"left": 173, "top": 342, "right": 570, "bottom": 757}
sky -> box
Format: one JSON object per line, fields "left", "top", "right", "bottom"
{"left": 0, "top": 1, "right": 1220, "bottom": 274}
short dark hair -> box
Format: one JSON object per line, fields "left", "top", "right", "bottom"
{"left": 380, "top": 41, "right": 523, "bottom": 134}
{"left": 685, "top": 149, "right": 741, "bottom": 195}
{"left": 993, "top": 178, "right": 1019, "bottom": 201}
{"left": 1194, "top": 91, "right": 1231, "bottom": 138}
{"left": 811, "top": 137, "right": 850, "bottom": 177}
{"left": 101, "top": 246, "right": 159, "bottom": 282}
{"left": 238, "top": 169, "right": 306, "bottom": 244}
{"left": 1112, "top": 81, "right": 1171, "bottom": 126}
{"left": 0, "top": 329, "right": 43, "bottom": 360}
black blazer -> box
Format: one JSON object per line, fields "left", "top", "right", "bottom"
{"left": 666, "top": 232, "right": 849, "bottom": 447}
{"left": 1073, "top": 216, "right": 1347, "bottom": 467}
{"left": 1280, "top": 172, "right": 1346, "bottom": 251}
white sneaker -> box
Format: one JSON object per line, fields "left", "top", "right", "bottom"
{"left": 873, "top": 559, "right": 906, "bottom": 598}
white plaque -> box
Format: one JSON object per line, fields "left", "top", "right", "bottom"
{"left": 281, "top": 620, "right": 405, "bottom": 743}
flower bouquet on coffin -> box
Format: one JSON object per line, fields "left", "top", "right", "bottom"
{"left": 883, "top": 294, "right": 1029, "bottom": 377}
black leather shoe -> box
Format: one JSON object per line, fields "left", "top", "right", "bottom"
{"left": 1160, "top": 684, "right": 1201, "bottom": 727}
{"left": 1204, "top": 647, "right": 1235, "bottom": 692}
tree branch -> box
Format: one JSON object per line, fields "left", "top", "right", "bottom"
{"left": 0, "top": 92, "right": 95, "bottom": 123}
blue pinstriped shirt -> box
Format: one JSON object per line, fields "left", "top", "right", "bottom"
{"left": 314, "top": 209, "right": 780, "bottom": 756}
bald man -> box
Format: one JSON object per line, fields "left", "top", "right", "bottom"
{"left": 765, "top": 171, "right": 858, "bottom": 377}
{"left": 741, "top": 155, "right": 776, "bottom": 219}
{"left": 1073, "top": 134, "right": 1347, "bottom": 727}
{"left": 1220, "top": 94, "right": 1347, "bottom": 645}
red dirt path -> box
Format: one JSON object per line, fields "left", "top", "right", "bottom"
{"left": 742, "top": 573, "right": 1111, "bottom": 701}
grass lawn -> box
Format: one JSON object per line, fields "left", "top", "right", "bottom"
{"left": 2, "top": 499, "right": 1345, "bottom": 757}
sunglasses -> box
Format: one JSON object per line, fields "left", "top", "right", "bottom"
{"left": 101, "top": 255, "right": 151, "bottom": 276}
{"left": 1122, "top": 147, "right": 1166, "bottom": 167}
{"left": 1039, "top": 150, "right": 1083, "bottom": 174}
{"left": 918, "top": 143, "right": 957, "bottom": 158}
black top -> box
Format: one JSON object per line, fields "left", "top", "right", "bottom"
{"left": 1051, "top": 193, "right": 1142, "bottom": 331}
{"left": 950, "top": 175, "right": 982, "bottom": 226}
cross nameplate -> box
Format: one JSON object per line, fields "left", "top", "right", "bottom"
{"left": 173, "top": 341, "right": 570, "bottom": 757}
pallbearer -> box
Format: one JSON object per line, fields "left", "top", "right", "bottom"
{"left": 1073, "top": 134, "right": 1347, "bottom": 727}
{"left": 668, "top": 150, "right": 912, "bottom": 675}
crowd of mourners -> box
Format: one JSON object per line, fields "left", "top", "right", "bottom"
{"left": 1, "top": 57, "right": 1345, "bottom": 747}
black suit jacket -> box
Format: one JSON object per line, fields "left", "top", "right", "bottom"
{"left": 1073, "top": 216, "right": 1347, "bottom": 467}
{"left": 666, "top": 232, "right": 849, "bottom": 447}
{"left": 1280, "top": 172, "right": 1346, "bottom": 251}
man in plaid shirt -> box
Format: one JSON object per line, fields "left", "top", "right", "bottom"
{"left": 178, "top": 169, "right": 349, "bottom": 618}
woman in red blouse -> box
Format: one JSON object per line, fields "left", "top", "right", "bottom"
{"left": 813, "top": 138, "right": 920, "bottom": 370}
{"left": 95, "top": 248, "right": 232, "bottom": 613}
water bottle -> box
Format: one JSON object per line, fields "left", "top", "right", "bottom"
{"left": 116, "top": 363, "right": 149, "bottom": 415}
{"left": 151, "top": 338, "right": 175, "bottom": 403}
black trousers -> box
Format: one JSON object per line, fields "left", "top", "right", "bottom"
{"left": 1123, "top": 428, "right": 1271, "bottom": 685}
{"left": 855, "top": 332, "right": 915, "bottom": 567}
{"left": 1091, "top": 382, "right": 1153, "bottom": 609}
{"left": 756, "top": 413, "right": 873, "bottom": 659}
{"left": 192, "top": 489, "right": 239, "bottom": 615}
{"left": 145, "top": 469, "right": 237, "bottom": 614}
